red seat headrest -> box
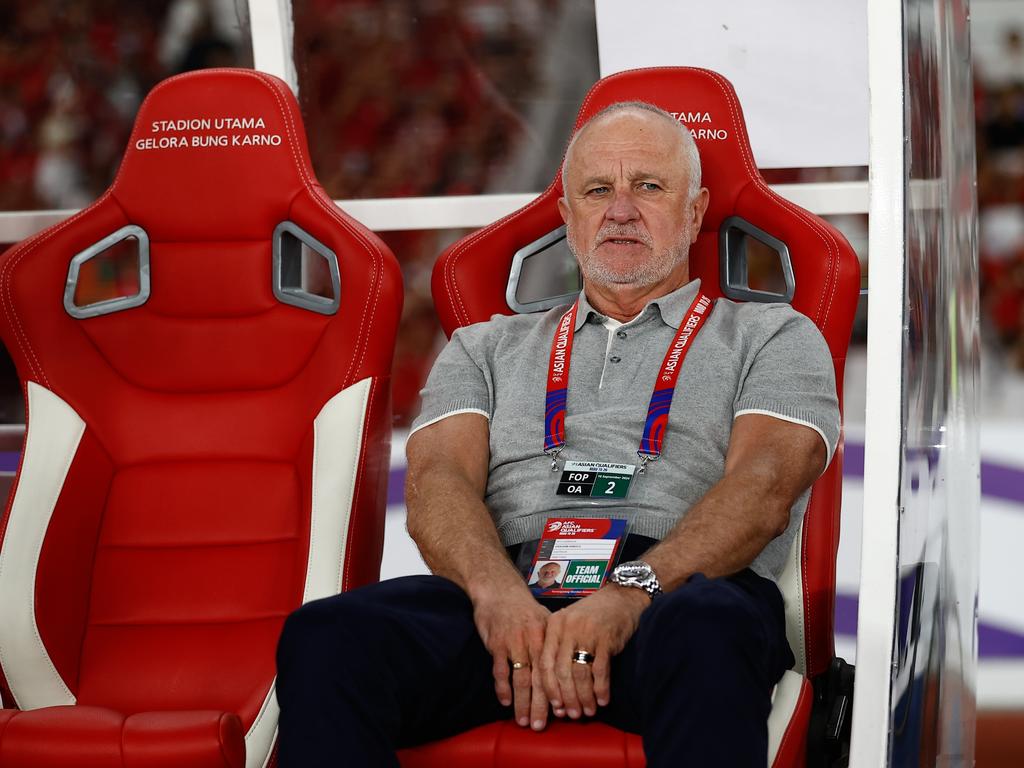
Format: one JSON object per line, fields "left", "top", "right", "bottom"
{"left": 566, "top": 67, "right": 765, "bottom": 231}
{"left": 112, "top": 67, "right": 321, "bottom": 242}
{"left": 432, "top": 66, "right": 860, "bottom": 365}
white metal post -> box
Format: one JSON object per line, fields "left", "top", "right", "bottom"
{"left": 849, "top": 0, "right": 905, "bottom": 764}
{"left": 247, "top": 0, "right": 297, "bottom": 91}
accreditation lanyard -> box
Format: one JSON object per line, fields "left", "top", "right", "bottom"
{"left": 543, "top": 291, "right": 714, "bottom": 474}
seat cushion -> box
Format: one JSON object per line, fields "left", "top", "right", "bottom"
{"left": 398, "top": 670, "right": 812, "bottom": 768}
{"left": 399, "top": 719, "right": 646, "bottom": 768}
{"left": 0, "top": 706, "right": 244, "bottom": 768}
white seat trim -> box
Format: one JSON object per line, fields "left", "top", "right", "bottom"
{"left": 302, "top": 376, "right": 372, "bottom": 603}
{"left": 0, "top": 381, "right": 84, "bottom": 709}
{"left": 767, "top": 669, "right": 806, "bottom": 765}
{"left": 245, "top": 376, "right": 374, "bottom": 767}
{"left": 246, "top": 676, "right": 280, "bottom": 768}
{"left": 777, "top": 517, "right": 808, "bottom": 676}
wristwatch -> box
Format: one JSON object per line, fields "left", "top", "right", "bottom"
{"left": 609, "top": 560, "right": 662, "bottom": 600}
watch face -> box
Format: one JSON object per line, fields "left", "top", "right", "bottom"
{"left": 616, "top": 561, "right": 651, "bottom": 580}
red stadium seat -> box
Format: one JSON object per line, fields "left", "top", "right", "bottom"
{"left": 0, "top": 69, "right": 402, "bottom": 767}
{"left": 401, "top": 67, "right": 860, "bottom": 767}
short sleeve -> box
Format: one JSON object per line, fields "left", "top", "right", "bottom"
{"left": 734, "top": 307, "right": 841, "bottom": 465}
{"left": 409, "top": 327, "right": 493, "bottom": 436}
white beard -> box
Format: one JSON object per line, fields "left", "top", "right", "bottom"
{"left": 568, "top": 224, "right": 692, "bottom": 288}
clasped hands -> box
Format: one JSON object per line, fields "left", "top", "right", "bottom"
{"left": 472, "top": 582, "right": 650, "bottom": 731}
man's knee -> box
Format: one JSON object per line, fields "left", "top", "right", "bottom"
{"left": 639, "top": 574, "right": 771, "bottom": 660}
{"left": 276, "top": 575, "right": 471, "bottom": 683}
{"left": 278, "top": 583, "right": 398, "bottom": 678}
{"left": 277, "top": 594, "right": 356, "bottom": 691}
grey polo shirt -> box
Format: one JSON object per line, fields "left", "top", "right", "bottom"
{"left": 410, "top": 278, "right": 839, "bottom": 581}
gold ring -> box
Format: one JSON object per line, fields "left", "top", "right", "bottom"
{"left": 511, "top": 661, "right": 528, "bottom": 670}
{"left": 572, "top": 649, "right": 595, "bottom": 665}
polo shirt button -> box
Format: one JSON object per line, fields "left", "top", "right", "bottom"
{"left": 609, "top": 355, "right": 621, "bottom": 363}
{"left": 616, "top": 330, "right": 627, "bottom": 339}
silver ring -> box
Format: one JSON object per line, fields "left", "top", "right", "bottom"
{"left": 572, "top": 649, "right": 595, "bottom": 665}
{"left": 511, "top": 661, "right": 528, "bottom": 670}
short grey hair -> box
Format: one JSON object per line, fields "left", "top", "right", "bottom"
{"left": 561, "top": 101, "right": 702, "bottom": 202}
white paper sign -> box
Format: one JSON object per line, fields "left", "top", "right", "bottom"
{"left": 595, "top": 0, "right": 868, "bottom": 168}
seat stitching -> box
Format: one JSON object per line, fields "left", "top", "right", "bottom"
{"left": 579, "top": 65, "right": 846, "bottom": 329}
{"left": 341, "top": 376, "right": 376, "bottom": 591}
{"left": 250, "top": 71, "right": 384, "bottom": 386}
{"left": 0, "top": 65, "right": 183, "bottom": 390}
{"left": 801, "top": 492, "right": 815, "bottom": 672}
{"left": 772, "top": 679, "right": 810, "bottom": 767}
{"left": 717, "top": 71, "right": 841, "bottom": 326}
{"left": 438, "top": 67, "right": 688, "bottom": 330}
{"left": 701, "top": 68, "right": 842, "bottom": 674}
{"left": 12, "top": 401, "right": 83, "bottom": 704}
{"left": 96, "top": 535, "right": 300, "bottom": 551}
{"left": 442, "top": 179, "right": 561, "bottom": 329}
{"left": 703, "top": 68, "right": 841, "bottom": 328}
{"left": 783, "top": 517, "right": 808, "bottom": 672}
{"left": 69, "top": 297, "right": 334, "bottom": 395}
{"left": 245, "top": 676, "right": 277, "bottom": 741}
{"left": 700, "top": 69, "right": 843, "bottom": 671}
{"left": 0, "top": 190, "right": 112, "bottom": 386}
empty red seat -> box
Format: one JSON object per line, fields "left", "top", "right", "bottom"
{"left": 0, "top": 68, "right": 402, "bottom": 767}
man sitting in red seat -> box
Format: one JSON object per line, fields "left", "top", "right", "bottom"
{"left": 276, "top": 101, "right": 838, "bottom": 767}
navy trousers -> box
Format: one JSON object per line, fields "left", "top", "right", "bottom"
{"left": 275, "top": 562, "right": 793, "bottom": 767}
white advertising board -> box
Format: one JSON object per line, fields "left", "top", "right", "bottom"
{"left": 594, "top": 0, "right": 869, "bottom": 168}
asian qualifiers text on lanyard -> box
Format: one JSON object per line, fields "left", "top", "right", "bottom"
{"left": 543, "top": 292, "right": 714, "bottom": 474}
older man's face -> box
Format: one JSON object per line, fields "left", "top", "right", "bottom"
{"left": 558, "top": 111, "right": 706, "bottom": 289}
{"left": 538, "top": 563, "right": 560, "bottom": 583}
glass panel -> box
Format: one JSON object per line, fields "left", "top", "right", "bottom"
{"left": 291, "top": 0, "right": 599, "bottom": 199}
{"left": 278, "top": 230, "right": 336, "bottom": 301}
{"left": 0, "top": 1, "right": 253, "bottom": 211}
{"left": 380, "top": 228, "right": 472, "bottom": 427}
{"left": 745, "top": 237, "right": 787, "bottom": 295}
{"left": 719, "top": 218, "right": 794, "bottom": 303}
{"left": 302, "top": 243, "right": 336, "bottom": 300}
{"left": 892, "top": 0, "right": 979, "bottom": 764}
{"left": 516, "top": 242, "right": 579, "bottom": 305}
{"left": 512, "top": 227, "right": 580, "bottom": 310}
{"left": 72, "top": 235, "right": 142, "bottom": 307}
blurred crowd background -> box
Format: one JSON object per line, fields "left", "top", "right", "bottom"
{"left": 0, "top": 0, "right": 601, "bottom": 425}
{"left": 977, "top": 25, "right": 1024, "bottom": 370}
{"left": 0, "top": 0, "right": 1020, "bottom": 427}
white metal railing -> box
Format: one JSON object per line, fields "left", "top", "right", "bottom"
{"left": 0, "top": 182, "right": 868, "bottom": 244}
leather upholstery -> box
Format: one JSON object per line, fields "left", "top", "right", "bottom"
{"left": 0, "top": 707, "right": 245, "bottom": 768}
{"left": 411, "top": 67, "right": 860, "bottom": 766}
{"left": 0, "top": 68, "right": 402, "bottom": 767}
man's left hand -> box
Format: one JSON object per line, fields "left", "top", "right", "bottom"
{"left": 539, "top": 584, "right": 649, "bottom": 719}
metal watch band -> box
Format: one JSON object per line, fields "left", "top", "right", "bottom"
{"left": 611, "top": 560, "right": 662, "bottom": 599}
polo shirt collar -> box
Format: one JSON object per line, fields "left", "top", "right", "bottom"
{"left": 574, "top": 278, "right": 703, "bottom": 330}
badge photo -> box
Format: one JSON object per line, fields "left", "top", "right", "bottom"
{"left": 528, "top": 560, "right": 569, "bottom": 595}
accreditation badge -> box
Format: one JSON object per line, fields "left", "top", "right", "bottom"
{"left": 525, "top": 517, "right": 628, "bottom": 598}
{"left": 555, "top": 460, "right": 635, "bottom": 499}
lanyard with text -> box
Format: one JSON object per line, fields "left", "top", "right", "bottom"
{"left": 543, "top": 291, "right": 715, "bottom": 474}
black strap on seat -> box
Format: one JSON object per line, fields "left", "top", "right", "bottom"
{"left": 808, "top": 656, "right": 856, "bottom": 767}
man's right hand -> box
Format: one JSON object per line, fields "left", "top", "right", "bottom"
{"left": 406, "top": 413, "right": 554, "bottom": 729}
{"left": 471, "top": 582, "right": 552, "bottom": 731}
